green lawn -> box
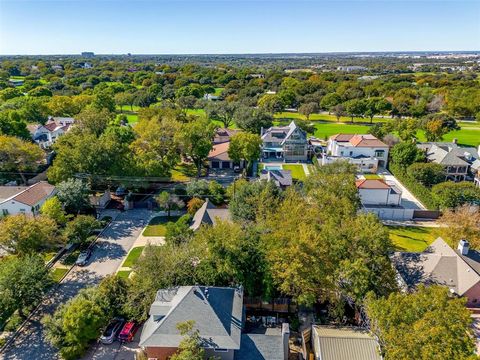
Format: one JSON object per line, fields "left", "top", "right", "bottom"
{"left": 122, "top": 246, "right": 145, "bottom": 268}
{"left": 51, "top": 267, "right": 69, "bottom": 283}
{"left": 388, "top": 226, "right": 438, "bottom": 252}
{"left": 213, "top": 87, "right": 224, "bottom": 96}
{"left": 170, "top": 162, "right": 202, "bottom": 181}
{"left": 363, "top": 174, "right": 382, "bottom": 180}
{"left": 117, "top": 270, "right": 132, "bottom": 279}
{"left": 274, "top": 111, "right": 388, "bottom": 124}
{"left": 282, "top": 164, "right": 307, "bottom": 181}
{"left": 143, "top": 216, "right": 182, "bottom": 236}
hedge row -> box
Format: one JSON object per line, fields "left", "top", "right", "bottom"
{"left": 389, "top": 163, "right": 439, "bottom": 210}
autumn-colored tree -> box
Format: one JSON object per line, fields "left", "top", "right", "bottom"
{"left": 439, "top": 205, "right": 480, "bottom": 248}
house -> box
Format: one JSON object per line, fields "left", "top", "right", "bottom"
{"left": 204, "top": 93, "right": 220, "bottom": 101}
{"left": 139, "top": 286, "right": 289, "bottom": 360}
{"left": 261, "top": 121, "right": 309, "bottom": 162}
{"left": 417, "top": 141, "right": 480, "bottom": 182}
{"left": 27, "top": 117, "right": 74, "bottom": 148}
{"left": 214, "top": 128, "right": 240, "bottom": 145}
{"left": 190, "top": 199, "right": 231, "bottom": 231}
{"left": 8, "top": 79, "right": 24, "bottom": 87}
{"left": 323, "top": 134, "right": 389, "bottom": 172}
{"left": 0, "top": 182, "right": 56, "bottom": 217}
{"left": 260, "top": 169, "right": 293, "bottom": 189}
{"left": 309, "top": 325, "right": 382, "bottom": 360}
{"left": 356, "top": 179, "right": 401, "bottom": 206}
{"left": 336, "top": 66, "right": 368, "bottom": 72}
{"left": 391, "top": 238, "right": 480, "bottom": 307}
{"left": 208, "top": 141, "right": 244, "bottom": 170}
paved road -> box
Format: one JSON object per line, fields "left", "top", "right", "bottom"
{"left": 1, "top": 209, "right": 150, "bottom": 360}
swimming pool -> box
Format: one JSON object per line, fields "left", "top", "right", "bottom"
{"left": 263, "top": 165, "right": 282, "bottom": 171}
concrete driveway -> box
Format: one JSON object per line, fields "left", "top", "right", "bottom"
{"left": 1, "top": 209, "right": 151, "bottom": 360}
{"left": 378, "top": 169, "right": 426, "bottom": 210}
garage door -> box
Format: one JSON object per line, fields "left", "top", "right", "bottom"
{"left": 222, "top": 161, "right": 231, "bottom": 169}
{"left": 211, "top": 161, "right": 220, "bottom": 168}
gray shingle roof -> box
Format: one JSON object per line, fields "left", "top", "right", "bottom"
{"left": 190, "top": 199, "right": 231, "bottom": 231}
{"left": 261, "top": 121, "right": 306, "bottom": 145}
{"left": 391, "top": 237, "right": 480, "bottom": 296}
{"left": 139, "top": 286, "right": 243, "bottom": 350}
{"left": 260, "top": 170, "right": 293, "bottom": 187}
{"left": 235, "top": 333, "right": 284, "bottom": 360}
{"left": 418, "top": 142, "right": 479, "bottom": 166}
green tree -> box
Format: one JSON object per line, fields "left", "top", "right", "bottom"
{"left": 0, "top": 134, "right": 44, "bottom": 184}
{"left": 407, "top": 162, "right": 445, "bottom": 187}
{"left": 75, "top": 107, "right": 115, "bottom": 136}
{"left": 390, "top": 142, "right": 424, "bottom": 168}
{"left": 0, "top": 214, "right": 59, "bottom": 255}
{"left": 155, "top": 191, "right": 185, "bottom": 218}
{"left": 56, "top": 178, "right": 91, "bottom": 213}
{"left": 43, "top": 289, "right": 107, "bottom": 360}
{"left": 91, "top": 89, "right": 116, "bottom": 112}
{"left": 165, "top": 214, "right": 193, "bottom": 245}
{"left": 228, "top": 132, "right": 262, "bottom": 172}
{"left": 298, "top": 102, "right": 319, "bottom": 120}
{"left": 170, "top": 321, "right": 205, "bottom": 360}
{"left": 320, "top": 93, "right": 342, "bottom": 112}
{"left": 130, "top": 111, "right": 182, "bottom": 176}
{"left": 439, "top": 205, "right": 480, "bottom": 249}
{"left": 0, "top": 110, "right": 30, "bottom": 138}
{"left": 365, "top": 286, "right": 476, "bottom": 360}
{"left": 257, "top": 94, "right": 284, "bottom": 113}
{"left": 40, "top": 196, "right": 69, "bottom": 226}
{"left": 432, "top": 181, "right": 480, "bottom": 209}
{"left": 0, "top": 254, "right": 52, "bottom": 320}
{"left": 234, "top": 106, "right": 273, "bottom": 134}
{"left": 204, "top": 101, "right": 237, "bottom": 128}
{"left": 63, "top": 215, "right": 100, "bottom": 245}
{"left": 179, "top": 117, "right": 216, "bottom": 177}
{"left": 344, "top": 99, "right": 366, "bottom": 122}
{"left": 364, "top": 97, "right": 391, "bottom": 123}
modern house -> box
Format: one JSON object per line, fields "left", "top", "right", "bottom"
{"left": 260, "top": 169, "right": 293, "bottom": 189}
{"left": 0, "top": 182, "right": 56, "bottom": 217}
{"left": 323, "top": 134, "right": 389, "bottom": 173}
{"left": 139, "top": 286, "right": 289, "bottom": 360}
{"left": 391, "top": 238, "right": 480, "bottom": 307}
{"left": 416, "top": 141, "right": 480, "bottom": 182}
{"left": 27, "top": 117, "right": 74, "bottom": 148}
{"left": 261, "top": 121, "right": 309, "bottom": 162}
{"left": 356, "top": 179, "right": 401, "bottom": 206}
{"left": 190, "top": 199, "right": 231, "bottom": 231}
{"left": 309, "top": 325, "right": 382, "bottom": 360}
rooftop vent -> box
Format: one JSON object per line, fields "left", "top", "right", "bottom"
{"left": 458, "top": 239, "right": 470, "bottom": 255}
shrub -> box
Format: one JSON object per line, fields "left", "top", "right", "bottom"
{"left": 187, "top": 198, "right": 205, "bottom": 215}
{"left": 432, "top": 181, "right": 480, "bottom": 209}
{"left": 407, "top": 162, "right": 445, "bottom": 187}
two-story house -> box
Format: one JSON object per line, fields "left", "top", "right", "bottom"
{"left": 139, "top": 286, "right": 289, "bottom": 360}
{"left": 28, "top": 117, "right": 74, "bottom": 149}
{"left": 416, "top": 141, "right": 480, "bottom": 182}
{"left": 323, "top": 134, "right": 389, "bottom": 173}
{"left": 261, "top": 121, "right": 308, "bottom": 162}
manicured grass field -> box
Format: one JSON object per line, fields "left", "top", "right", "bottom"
{"left": 275, "top": 111, "right": 387, "bottom": 124}
{"left": 282, "top": 164, "right": 307, "bottom": 181}
{"left": 122, "top": 246, "right": 145, "bottom": 268}
{"left": 169, "top": 162, "right": 203, "bottom": 181}
{"left": 143, "top": 216, "right": 182, "bottom": 236}
{"left": 388, "top": 226, "right": 438, "bottom": 252}
{"left": 363, "top": 174, "right": 382, "bottom": 179}
{"left": 51, "top": 267, "right": 69, "bottom": 283}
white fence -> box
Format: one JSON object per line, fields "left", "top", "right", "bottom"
{"left": 361, "top": 207, "right": 414, "bottom": 220}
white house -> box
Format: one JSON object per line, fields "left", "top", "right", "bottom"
{"left": 356, "top": 179, "right": 401, "bottom": 206}
{"left": 28, "top": 117, "right": 74, "bottom": 148}
{"left": 323, "top": 134, "right": 389, "bottom": 173}
{"left": 0, "top": 182, "right": 57, "bottom": 217}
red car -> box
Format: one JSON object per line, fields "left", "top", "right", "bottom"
{"left": 118, "top": 321, "right": 138, "bottom": 343}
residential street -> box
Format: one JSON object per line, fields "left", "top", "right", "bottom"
{"left": 0, "top": 209, "right": 150, "bottom": 360}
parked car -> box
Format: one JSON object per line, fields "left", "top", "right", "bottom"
{"left": 100, "top": 318, "right": 125, "bottom": 344}
{"left": 118, "top": 321, "right": 138, "bottom": 343}
{"left": 233, "top": 165, "right": 241, "bottom": 173}
{"left": 75, "top": 248, "right": 92, "bottom": 266}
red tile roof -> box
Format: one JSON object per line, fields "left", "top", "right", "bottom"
{"left": 330, "top": 134, "right": 388, "bottom": 148}
{"left": 355, "top": 179, "right": 391, "bottom": 189}
{"left": 13, "top": 182, "right": 56, "bottom": 206}
{"left": 208, "top": 142, "right": 230, "bottom": 159}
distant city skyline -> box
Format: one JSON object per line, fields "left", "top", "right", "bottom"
{"left": 1, "top": 0, "right": 479, "bottom": 55}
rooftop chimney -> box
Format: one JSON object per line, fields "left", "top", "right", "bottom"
{"left": 458, "top": 239, "right": 470, "bottom": 255}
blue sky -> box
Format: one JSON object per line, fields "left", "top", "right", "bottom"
{"left": 0, "top": 0, "right": 479, "bottom": 55}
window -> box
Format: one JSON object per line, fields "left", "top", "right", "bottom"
{"left": 214, "top": 348, "right": 228, "bottom": 353}
{"left": 375, "top": 150, "right": 385, "bottom": 157}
